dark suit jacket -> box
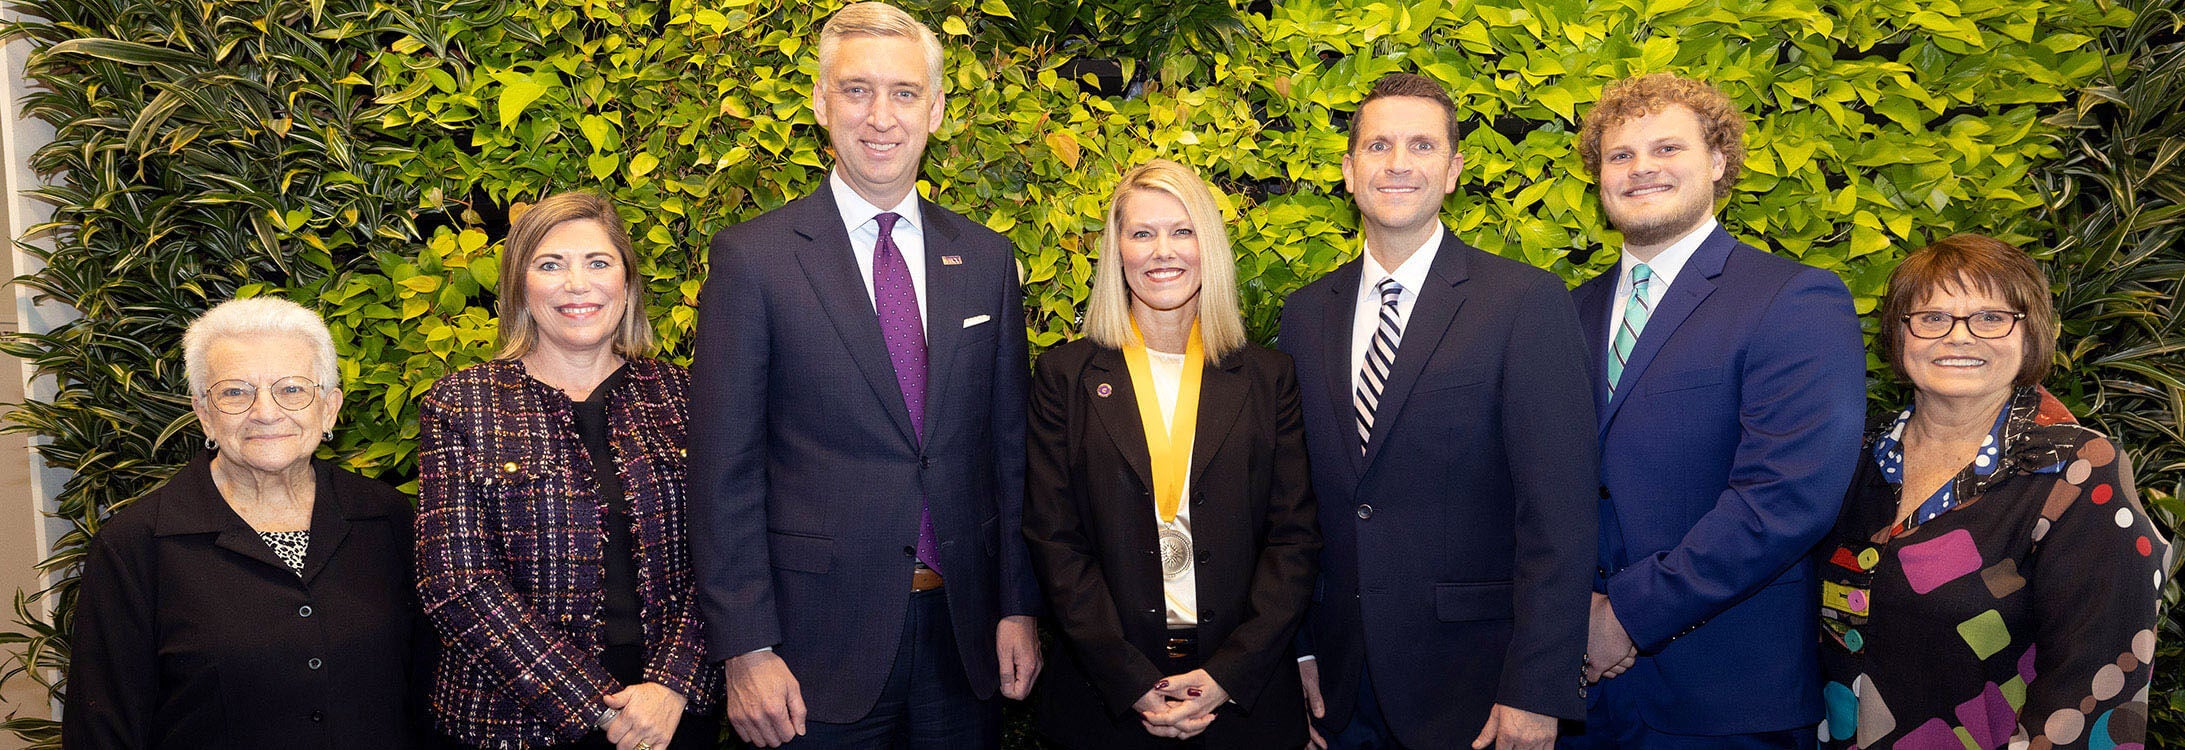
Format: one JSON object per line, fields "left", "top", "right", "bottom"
{"left": 689, "top": 187, "right": 1039, "bottom": 722}
{"left": 65, "top": 452, "right": 427, "bottom": 750}
{"left": 1023, "top": 339, "right": 1320, "bottom": 749}
{"left": 1277, "top": 230, "right": 1598, "bottom": 748}
{"left": 1571, "top": 225, "right": 1865, "bottom": 734}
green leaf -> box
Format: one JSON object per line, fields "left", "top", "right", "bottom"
{"left": 941, "top": 16, "right": 969, "bottom": 36}
{"left": 468, "top": 256, "right": 500, "bottom": 291}
{"left": 589, "top": 152, "right": 621, "bottom": 179}
{"left": 495, "top": 73, "right": 553, "bottom": 129}
{"left": 978, "top": 0, "right": 1014, "bottom": 19}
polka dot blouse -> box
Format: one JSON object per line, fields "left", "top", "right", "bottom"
{"left": 1817, "top": 386, "right": 2169, "bottom": 749}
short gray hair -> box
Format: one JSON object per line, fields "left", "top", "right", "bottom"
{"left": 818, "top": 2, "right": 945, "bottom": 95}
{"left": 182, "top": 297, "right": 341, "bottom": 395}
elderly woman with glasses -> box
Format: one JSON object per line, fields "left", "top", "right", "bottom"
{"left": 417, "top": 192, "right": 719, "bottom": 750}
{"left": 1815, "top": 234, "right": 2168, "bottom": 749}
{"left": 65, "top": 297, "right": 429, "bottom": 749}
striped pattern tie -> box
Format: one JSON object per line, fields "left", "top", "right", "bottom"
{"left": 1354, "top": 278, "right": 1404, "bottom": 454}
{"left": 1606, "top": 263, "right": 1654, "bottom": 397}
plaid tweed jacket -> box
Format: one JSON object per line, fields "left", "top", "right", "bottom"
{"left": 417, "top": 357, "right": 720, "bottom": 748}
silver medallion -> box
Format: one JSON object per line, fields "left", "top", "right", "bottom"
{"left": 1159, "top": 524, "right": 1193, "bottom": 582}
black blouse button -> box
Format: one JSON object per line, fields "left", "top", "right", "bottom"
{"left": 310, "top": 710, "right": 324, "bottom": 723}
{"left": 307, "top": 657, "right": 322, "bottom": 670}
{"left": 298, "top": 605, "right": 313, "bottom": 618}
{"left": 1356, "top": 504, "right": 1374, "bottom": 520}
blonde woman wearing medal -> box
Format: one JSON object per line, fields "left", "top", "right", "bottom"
{"left": 1024, "top": 159, "right": 1322, "bottom": 749}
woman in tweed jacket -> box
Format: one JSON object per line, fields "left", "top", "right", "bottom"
{"left": 418, "top": 193, "right": 721, "bottom": 750}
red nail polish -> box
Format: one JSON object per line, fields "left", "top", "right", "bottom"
{"left": 1157, "top": 679, "right": 1169, "bottom": 688}
{"left": 1187, "top": 688, "right": 1203, "bottom": 697}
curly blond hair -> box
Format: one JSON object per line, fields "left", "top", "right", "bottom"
{"left": 1578, "top": 73, "right": 1747, "bottom": 199}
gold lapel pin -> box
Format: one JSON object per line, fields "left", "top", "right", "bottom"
{"left": 941, "top": 255, "right": 963, "bottom": 265}
{"left": 1096, "top": 383, "right": 1113, "bottom": 397}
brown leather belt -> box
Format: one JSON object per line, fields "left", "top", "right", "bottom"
{"left": 912, "top": 565, "right": 945, "bottom": 591}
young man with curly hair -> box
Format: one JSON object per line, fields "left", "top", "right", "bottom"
{"left": 1565, "top": 73, "right": 1867, "bottom": 748}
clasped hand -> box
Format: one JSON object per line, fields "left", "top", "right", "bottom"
{"left": 1134, "top": 669, "right": 1227, "bottom": 740}
{"left": 603, "top": 682, "right": 687, "bottom": 750}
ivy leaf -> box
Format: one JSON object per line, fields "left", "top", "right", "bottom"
{"left": 468, "top": 256, "right": 499, "bottom": 291}
{"left": 495, "top": 72, "right": 553, "bottom": 129}
{"left": 942, "top": 16, "right": 969, "bottom": 36}
{"left": 979, "top": 0, "right": 1014, "bottom": 19}
{"left": 630, "top": 152, "right": 660, "bottom": 180}
{"left": 1045, "top": 130, "right": 1081, "bottom": 169}
{"left": 589, "top": 152, "right": 621, "bottom": 179}
{"left": 1535, "top": 85, "right": 1575, "bottom": 122}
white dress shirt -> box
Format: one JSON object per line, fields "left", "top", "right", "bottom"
{"left": 1145, "top": 349, "right": 1198, "bottom": 627}
{"left": 1349, "top": 229, "right": 1446, "bottom": 402}
{"left": 1605, "top": 216, "right": 1716, "bottom": 356}
{"left": 830, "top": 172, "right": 929, "bottom": 333}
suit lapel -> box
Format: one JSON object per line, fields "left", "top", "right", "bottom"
{"left": 1363, "top": 231, "right": 1470, "bottom": 471}
{"left": 1188, "top": 355, "right": 1248, "bottom": 487}
{"left": 1598, "top": 226, "right": 1731, "bottom": 434}
{"left": 1574, "top": 273, "right": 1614, "bottom": 417}
{"left": 1084, "top": 348, "right": 1155, "bottom": 494}
{"left": 1318, "top": 261, "right": 1364, "bottom": 478}
{"left": 916, "top": 200, "right": 968, "bottom": 435}
{"left": 791, "top": 190, "right": 919, "bottom": 445}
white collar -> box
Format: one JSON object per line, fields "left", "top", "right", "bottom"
{"left": 830, "top": 171, "right": 922, "bottom": 235}
{"left": 1619, "top": 216, "right": 1716, "bottom": 289}
{"left": 1362, "top": 227, "right": 1445, "bottom": 294}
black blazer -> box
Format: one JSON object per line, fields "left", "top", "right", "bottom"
{"left": 64, "top": 451, "right": 427, "bottom": 749}
{"left": 1024, "top": 339, "right": 1320, "bottom": 750}
{"left": 1277, "top": 230, "right": 1598, "bottom": 748}
{"left": 689, "top": 187, "right": 1040, "bottom": 722}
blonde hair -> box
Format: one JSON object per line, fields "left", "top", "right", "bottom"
{"left": 183, "top": 296, "right": 340, "bottom": 394}
{"left": 1084, "top": 159, "right": 1248, "bottom": 361}
{"left": 817, "top": 2, "right": 945, "bottom": 94}
{"left": 493, "top": 192, "right": 656, "bottom": 360}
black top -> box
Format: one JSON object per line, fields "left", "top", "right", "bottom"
{"left": 1816, "top": 387, "right": 2166, "bottom": 748}
{"left": 573, "top": 362, "right": 643, "bottom": 650}
{"left": 64, "top": 451, "right": 428, "bottom": 750}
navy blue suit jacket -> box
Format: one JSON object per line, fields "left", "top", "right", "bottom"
{"left": 688, "top": 188, "right": 1040, "bottom": 723}
{"left": 1278, "top": 231, "right": 1598, "bottom": 748}
{"left": 1572, "top": 226, "right": 1865, "bottom": 734}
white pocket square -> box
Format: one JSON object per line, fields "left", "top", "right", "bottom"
{"left": 962, "top": 314, "right": 992, "bottom": 328}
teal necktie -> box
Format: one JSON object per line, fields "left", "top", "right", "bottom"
{"left": 1607, "top": 263, "right": 1653, "bottom": 397}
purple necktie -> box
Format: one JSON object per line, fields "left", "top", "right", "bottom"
{"left": 873, "top": 212, "right": 941, "bottom": 576}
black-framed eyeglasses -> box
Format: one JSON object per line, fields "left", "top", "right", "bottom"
{"left": 1901, "top": 310, "right": 2025, "bottom": 340}
{"left": 202, "top": 376, "right": 325, "bottom": 415}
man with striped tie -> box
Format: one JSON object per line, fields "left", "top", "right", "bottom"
{"left": 1564, "top": 73, "right": 1865, "bottom": 748}
{"left": 1277, "top": 72, "right": 1598, "bottom": 750}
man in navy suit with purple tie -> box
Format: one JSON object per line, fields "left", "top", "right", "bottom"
{"left": 688, "top": 4, "right": 1042, "bottom": 748}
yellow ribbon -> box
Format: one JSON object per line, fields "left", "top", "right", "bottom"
{"left": 1122, "top": 320, "right": 1203, "bottom": 523}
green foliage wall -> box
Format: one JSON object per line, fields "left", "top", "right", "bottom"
{"left": 4, "top": 0, "right": 2178, "bottom": 745}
